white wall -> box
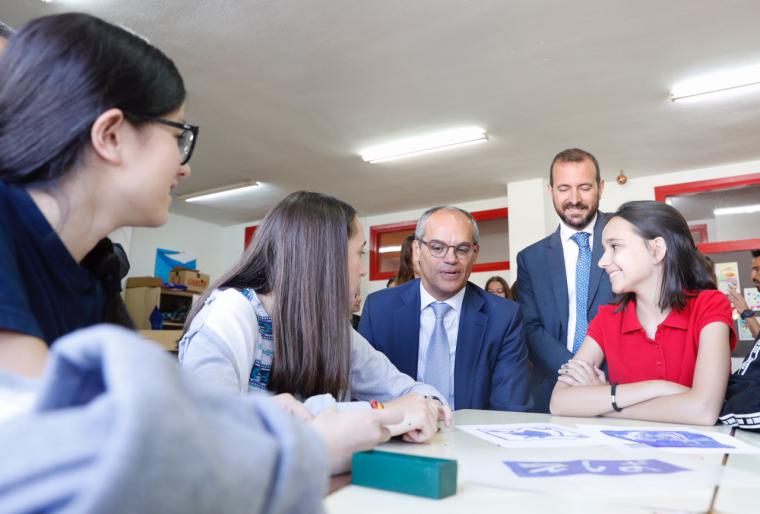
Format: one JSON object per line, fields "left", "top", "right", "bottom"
{"left": 123, "top": 158, "right": 760, "bottom": 303}
{"left": 125, "top": 212, "right": 246, "bottom": 283}
{"left": 507, "top": 158, "right": 760, "bottom": 276}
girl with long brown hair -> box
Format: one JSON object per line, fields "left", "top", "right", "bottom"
{"left": 180, "top": 191, "right": 451, "bottom": 442}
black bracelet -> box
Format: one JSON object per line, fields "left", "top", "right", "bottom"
{"left": 424, "top": 395, "right": 444, "bottom": 406}
{"left": 610, "top": 382, "right": 623, "bottom": 412}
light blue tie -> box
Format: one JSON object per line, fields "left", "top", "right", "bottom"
{"left": 571, "top": 232, "right": 592, "bottom": 354}
{"left": 426, "top": 302, "right": 452, "bottom": 405}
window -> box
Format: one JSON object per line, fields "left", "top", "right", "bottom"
{"left": 654, "top": 173, "right": 760, "bottom": 253}
{"left": 244, "top": 225, "right": 257, "bottom": 249}
{"left": 369, "top": 208, "right": 509, "bottom": 281}
{"left": 655, "top": 173, "right": 760, "bottom": 356}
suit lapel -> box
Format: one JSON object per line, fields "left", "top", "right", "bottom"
{"left": 454, "top": 284, "right": 486, "bottom": 409}
{"left": 393, "top": 283, "right": 421, "bottom": 379}
{"left": 547, "top": 228, "right": 569, "bottom": 333}
{"left": 587, "top": 213, "right": 607, "bottom": 310}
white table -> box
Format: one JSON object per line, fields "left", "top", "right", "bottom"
{"left": 326, "top": 410, "right": 753, "bottom": 514}
{"left": 714, "top": 428, "right": 760, "bottom": 514}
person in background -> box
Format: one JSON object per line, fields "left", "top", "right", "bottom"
{"left": 550, "top": 201, "right": 736, "bottom": 425}
{"left": 0, "top": 14, "right": 400, "bottom": 512}
{"left": 360, "top": 206, "right": 531, "bottom": 411}
{"left": 727, "top": 249, "right": 760, "bottom": 341}
{"left": 516, "top": 148, "right": 614, "bottom": 412}
{"left": 393, "top": 233, "right": 418, "bottom": 287}
{"left": 351, "top": 290, "right": 362, "bottom": 330}
{"left": 180, "top": 191, "right": 451, "bottom": 443}
{"left": 485, "top": 275, "right": 512, "bottom": 299}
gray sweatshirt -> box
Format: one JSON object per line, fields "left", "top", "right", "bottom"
{"left": 0, "top": 325, "right": 328, "bottom": 514}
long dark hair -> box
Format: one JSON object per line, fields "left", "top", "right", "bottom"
{"left": 186, "top": 192, "right": 357, "bottom": 399}
{"left": 394, "top": 234, "right": 416, "bottom": 286}
{"left": 610, "top": 201, "right": 715, "bottom": 311}
{"left": 0, "top": 13, "right": 186, "bottom": 328}
{"left": 485, "top": 275, "right": 512, "bottom": 300}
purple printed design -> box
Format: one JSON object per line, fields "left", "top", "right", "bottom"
{"left": 504, "top": 459, "right": 688, "bottom": 477}
{"left": 479, "top": 425, "right": 587, "bottom": 442}
{"left": 600, "top": 430, "right": 734, "bottom": 449}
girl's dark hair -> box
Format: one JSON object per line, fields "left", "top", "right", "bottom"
{"left": 186, "top": 192, "right": 357, "bottom": 399}
{"left": 485, "top": 275, "right": 512, "bottom": 300}
{"left": 609, "top": 201, "right": 716, "bottom": 312}
{"left": 0, "top": 13, "right": 185, "bottom": 329}
{"left": 0, "top": 12, "right": 186, "bottom": 186}
{"left": 394, "top": 234, "right": 416, "bottom": 286}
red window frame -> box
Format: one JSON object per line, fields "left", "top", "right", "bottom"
{"left": 369, "top": 208, "right": 509, "bottom": 281}
{"left": 243, "top": 225, "right": 257, "bottom": 249}
{"left": 688, "top": 223, "right": 708, "bottom": 244}
{"left": 654, "top": 172, "right": 760, "bottom": 254}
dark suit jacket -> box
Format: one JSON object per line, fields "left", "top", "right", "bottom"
{"left": 359, "top": 280, "right": 531, "bottom": 411}
{"left": 516, "top": 214, "right": 614, "bottom": 413}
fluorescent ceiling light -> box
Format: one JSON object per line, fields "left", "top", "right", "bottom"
{"left": 360, "top": 126, "right": 487, "bottom": 163}
{"left": 379, "top": 245, "right": 402, "bottom": 254}
{"left": 671, "top": 64, "right": 760, "bottom": 102}
{"left": 179, "top": 181, "right": 260, "bottom": 203}
{"left": 714, "top": 203, "right": 760, "bottom": 216}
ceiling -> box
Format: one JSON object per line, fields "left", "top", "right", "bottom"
{"left": 5, "top": 0, "right": 760, "bottom": 225}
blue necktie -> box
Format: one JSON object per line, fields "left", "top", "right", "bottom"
{"left": 426, "top": 302, "right": 452, "bottom": 405}
{"left": 571, "top": 232, "right": 592, "bottom": 354}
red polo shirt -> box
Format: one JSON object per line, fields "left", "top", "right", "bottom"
{"left": 587, "top": 289, "right": 736, "bottom": 387}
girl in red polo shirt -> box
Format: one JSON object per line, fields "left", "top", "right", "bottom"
{"left": 550, "top": 200, "right": 736, "bottom": 425}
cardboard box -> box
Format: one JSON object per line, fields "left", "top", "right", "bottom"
{"left": 126, "top": 276, "right": 164, "bottom": 288}
{"left": 138, "top": 329, "right": 182, "bottom": 352}
{"left": 169, "top": 267, "right": 210, "bottom": 293}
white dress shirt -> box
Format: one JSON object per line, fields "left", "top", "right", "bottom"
{"left": 559, "top": 213, "right": 597, "bottom": 352}
{"left": 417, "top": 283, "right": 465, "bottom": 408}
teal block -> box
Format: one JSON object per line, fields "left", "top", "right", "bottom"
{"left": 351, "top": 450, "right": 457, "bottom": 499}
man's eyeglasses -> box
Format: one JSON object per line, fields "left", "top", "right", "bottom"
{"left": 153, "top": 118, "right": 199, "bottom": 166}
{"left": 418, "top": 239, "right": 477, "bottom": 259}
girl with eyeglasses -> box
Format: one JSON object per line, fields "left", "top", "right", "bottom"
{"left": 0, "top": 12, "right": 196, "bottom": 376}
{"left": 0, "top": 13, "right": 404, "bottom": 513}
{"left": 180, "top": 191, "right": 452, "bottom": 443}
{"left": 550, "top": 201, "right": 736, "bottom": 425}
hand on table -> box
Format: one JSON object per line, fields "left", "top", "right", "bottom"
{"left": 310, "top": 408, "right": 403, "bottom": 475}
{"left": 272, "top": 393, "right": 314, "bottom": 422}
{"left": 383, "top": 393, "right": 451, "bottom": 443}
{"left": 557, "top": 359, "right": 607, "bottom": 387}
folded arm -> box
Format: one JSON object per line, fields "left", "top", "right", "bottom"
{"left": 550, "top": 323, "right": 731, "bottom": 425}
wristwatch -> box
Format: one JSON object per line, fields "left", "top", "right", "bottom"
{"left": 740, "top": 309, "right": 757, "bottom": 320}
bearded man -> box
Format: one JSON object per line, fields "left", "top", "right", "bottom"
{"left": 516, "top": 148, "right": 614, "bottom": 412}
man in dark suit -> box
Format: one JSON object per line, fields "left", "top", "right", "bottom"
{"left": 516, "top": 148, "right": 614, "bottom": 413}
{"left": 359, "top": 206, "right": 531, "bottom": 411}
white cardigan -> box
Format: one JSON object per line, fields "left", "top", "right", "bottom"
{"left": 178, "top": 288, "right": 444, "bottom": 413}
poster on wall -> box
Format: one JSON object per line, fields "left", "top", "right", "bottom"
{"left": 744, "top": 288, "right": 760, "bottom": 310}
{"left": 715, "top": 262, "right": 740, "bottom": 295}
{"left": 738, "top": 287, "right": 760, "bottom": 341}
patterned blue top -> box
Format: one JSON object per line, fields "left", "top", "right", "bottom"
{"left": 241, "top": 288, "right": 274, "bottom": 391}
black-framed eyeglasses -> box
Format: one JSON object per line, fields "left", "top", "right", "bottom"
{"left": 153, "top": 118, "right": 199, "bottom": 166}
{"left": 418, "top": 239, "right": 477, "bottom": 259}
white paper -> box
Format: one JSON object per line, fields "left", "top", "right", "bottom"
{"left": 738, "top": 319, "right": 754, "bottom": 341}
{"left": 577, "top": 424, "right": 760, "bottom": 454}
{"left": 744, "top": 288, "right": 760, "bottom": 310}
{"left": 716, "top": 262, "right": 740, "bottom": 294}
{"left": 457, "top": 423, "right": 610, "bottom": 448}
